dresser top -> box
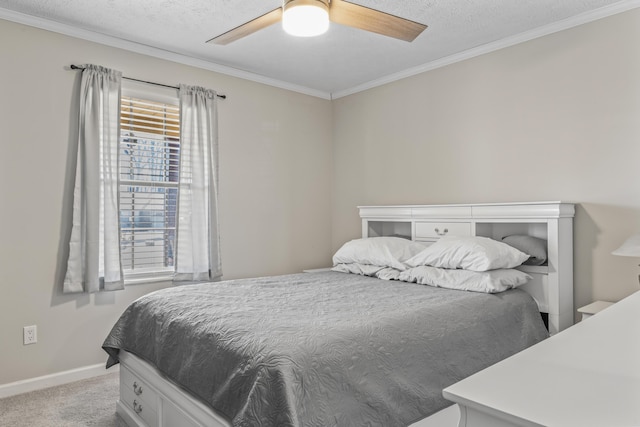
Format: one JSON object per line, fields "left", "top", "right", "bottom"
{"left": 443, "top": 291, "right": 640, "bottom": 426}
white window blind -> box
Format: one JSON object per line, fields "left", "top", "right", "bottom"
{"left": 119, "top": 96, "right": 180, "bottom": 277}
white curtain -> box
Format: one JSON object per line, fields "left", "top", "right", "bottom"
{"left": 63, "top": 65, "right": 123, "bottom": 293}
{"left": 174, "top": 84, "right": 222, "bottom": 282}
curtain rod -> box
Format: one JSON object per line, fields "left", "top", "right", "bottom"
{"left": 69, "top": 65, "right": 226, "bottom": 99}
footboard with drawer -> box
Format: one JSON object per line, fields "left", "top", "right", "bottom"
{"left": 116, "top": 351, "right": 228, "bottom": 427}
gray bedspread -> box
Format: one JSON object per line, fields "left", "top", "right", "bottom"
{"left": 103, "top": 271, "right": 548, "bottom": 427}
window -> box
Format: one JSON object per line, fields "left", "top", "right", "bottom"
{"left": 119, "top": 95, "right": 180, "bottom": 279}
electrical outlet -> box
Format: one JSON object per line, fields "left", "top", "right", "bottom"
{"left": 23, "top": 325, "right": 37, "bottom": 345}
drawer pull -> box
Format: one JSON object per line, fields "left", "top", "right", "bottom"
{"left": 434, "top": 227, "right": 449, "bottom": 236}
{"left": 133, "top": 381, "right": 143, "bottom": 396}
{"left": 133, "top": 399, "right": 143, "bottom": 414}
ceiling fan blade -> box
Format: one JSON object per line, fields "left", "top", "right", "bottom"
{"left": 207, "top": 7, "right": 282, "bottom": 45}
{"left": 329, "top": 0, "right": 427, "bottom": 42}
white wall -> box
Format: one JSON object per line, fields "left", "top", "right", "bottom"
{"left": 0, "top": 19, "right": 333, "bottom": 385}
{"left": 332, "top": 9, "right": 640, "bottom": 313}
{"left": 3, "top": 7, "right": 640, "bottom": 388}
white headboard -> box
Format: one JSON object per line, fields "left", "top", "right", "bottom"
{"left": 358, "top": 202, "right": 575, "bottom": 335}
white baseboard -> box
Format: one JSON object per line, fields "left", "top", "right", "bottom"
{"left": 0, "top": 363, "right": 119, "bottom": 399}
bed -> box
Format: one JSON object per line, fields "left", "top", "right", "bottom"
{"left": 103, "top": 202, "right": 575, "bottom": 427}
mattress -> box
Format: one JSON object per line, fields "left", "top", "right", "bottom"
{"left": 103, "top": 271, "right": 548, "bottom": 427}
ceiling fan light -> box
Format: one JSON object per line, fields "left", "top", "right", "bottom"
{"left": 282, "top": 0, "right": 330, "bottom": 37}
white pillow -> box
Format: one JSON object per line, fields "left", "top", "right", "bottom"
{"left": 331, "top": 263, "right": 401, "bottom": 280}
{"left": 405, "top": 236, "right": 529, "bottom": 272}
{"left": 502, "top": 235, "right": 547, "bottom": 266}
{"left": 398, "top": 266, "right": 531, "bottom": 293}
{"left": 332, "top": 237, "right": 426, "bottom": 271}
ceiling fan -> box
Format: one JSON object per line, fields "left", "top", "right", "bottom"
{"left": 207, "top": 0, "right": 427, "bottom": 45}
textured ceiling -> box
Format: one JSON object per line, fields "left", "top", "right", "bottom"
{"left": 0, "top": 0, "right": 635, "bottom": 98}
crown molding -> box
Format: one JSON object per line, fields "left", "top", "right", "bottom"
{"left": 331, "top": 0, "right": 640, "bottom": 99}
{"left": 0, "top": 8, "right": 332, "bottom": 100}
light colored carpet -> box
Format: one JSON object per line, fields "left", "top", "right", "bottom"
{"left": 0, "top": 372, "right": 127, "bottom": 427}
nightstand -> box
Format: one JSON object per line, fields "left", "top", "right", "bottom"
{"left": 577, "top": 300, "right": 614, "bottom": 321}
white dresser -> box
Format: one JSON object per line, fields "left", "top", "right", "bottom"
{"left": 443, "top": 291, "right": 640, "bottom": 427}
